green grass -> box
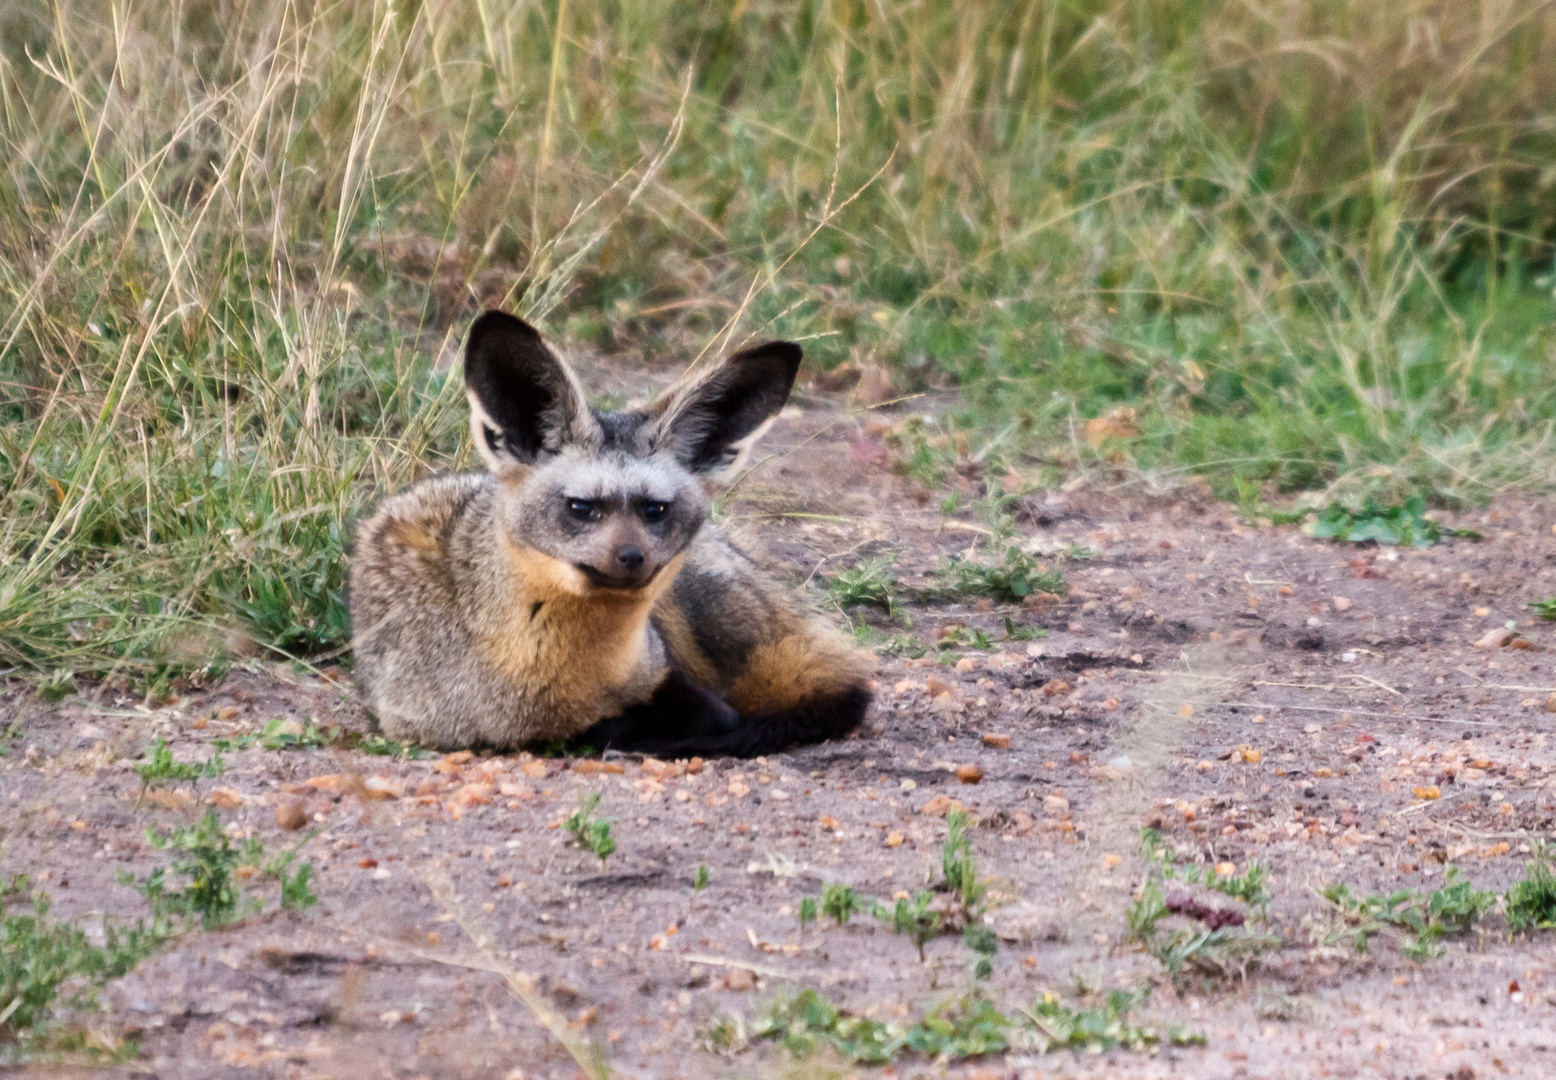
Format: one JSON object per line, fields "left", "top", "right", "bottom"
{"left": 939, "top": 547, "right": 1065, "bottom": 605}
{"left": 736, "top": 988, "right": 1013, "bottom": 1064}
{"left": 1, "top": 877, "right": 161, "bottom": 1053}
{"left": 564, "top": 792, "right": 617, "bottom": 866}
{"left": 1505, "top": 848, "right": 1556, "bottom": 933}
{"left": 1026, "top": 987, "right": 1205, "bottom": 1055}
{"left": 2, "top": 1, "right": 1556, "bottom": 677}
{"left": 827, "top": 559, "right": 904, "bottom": 622}
{"left": 121, "top": 809, "right": 319, "bottom": 930}
{"left": 1313, "top": 868, "right": 1495, "bottom": 961}
{"left": 1129, "top": 830, "right": 1278, "bottom": 979}
{"left": 132, "top": 740, "right": 224, "bottom": 792}
{"left": 714, "top": 984, "right": 1200, "bottom": 1063}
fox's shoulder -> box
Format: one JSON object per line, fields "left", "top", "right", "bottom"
{"left": 355, "top": 471, "right": 492, "bottom": 561}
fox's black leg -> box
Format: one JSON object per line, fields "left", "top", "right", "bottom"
{"left": 574, "top": 670, "right": 740, "bottom": 754}
{"left": 666, "top": 686, "right": 872, "bottom": 758}
{"left": 580, "top": 684, "right": 872, "bottom": 760}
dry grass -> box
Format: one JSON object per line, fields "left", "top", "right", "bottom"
{"left": 0, "top": 0, "right": 1553, "bottom": 678}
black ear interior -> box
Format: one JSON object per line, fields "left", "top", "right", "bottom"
{"left": 464, "top": 311, "right": 571, "bottom": 463}
{"left": 673, "top": 341, "right": 802, "bottom": 473}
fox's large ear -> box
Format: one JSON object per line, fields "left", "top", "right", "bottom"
{"left": 650, "top": 341, "right": 803, "bottom": 483}
{"left": 464, "top": 311, "right": 597, "bottom": 471}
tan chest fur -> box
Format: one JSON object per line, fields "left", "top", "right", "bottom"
{"left": 478, "top": 542, "right": 683, "bottom": 718}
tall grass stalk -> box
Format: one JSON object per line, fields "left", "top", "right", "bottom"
{"left": 1, "top": 0, "right": 1554, "bottom": 677}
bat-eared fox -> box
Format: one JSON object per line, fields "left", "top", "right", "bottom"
{"left": 350, "top": 311, "right": 873, "bottom": 758}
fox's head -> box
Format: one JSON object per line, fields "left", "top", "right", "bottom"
{"left": 463, "top": 310, "right": 802, "bottom": 594}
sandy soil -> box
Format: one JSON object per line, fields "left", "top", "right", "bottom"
{"left": 7, "top": 387, "right": 1556, "bottom": 1080}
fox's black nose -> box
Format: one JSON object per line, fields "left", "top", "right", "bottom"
{"left": 616, "top": 545, "right": 645, "bottom": 571}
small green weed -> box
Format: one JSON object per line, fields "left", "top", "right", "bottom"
{"left": 133, "top": 740, "right": 225, "bottom": 792}
{"left": 900, "top": 995, "right": 1013, "bottom": 1059}
{"left": 1505, "top": 845, "right": 1556, "bottom": 933}
{"left": 820, "top": 883, "right": 866, "bottom": 927}
{"left": 1313, "top": 867, "right": 1494, "bottom": 960}
{"left": 1, "top": 876, "right": 163, "bottom": 1047}
{"left": 728, "top": 985, "right": 1197, "bottom": 1064}
{"left": 264, "top": 850, "right": 320, "bottom": 912}
{"left": 213, "top": 722, "right": 427, "bottom": 759}
{"left": 358, "top": 734, "right": 434, "bottom": 760}
{"left": 0, "top": 721, "right": 24, "bottom": 757}
{"left": 693, "top": 865, "right": 710, "bottom": 893}
{"left": 797, "top": 896, "right": 818, "bottom": 935}
{"left": 936, "top": 618, "right": 1045, "bottom": 652}
{"left": 940, "top": 810, "right": 988, "bottom": 914}
{"left": 254, "top": 717, "right": 328, "bottom": 750}
{"left": 35, "top": 670, "right": 77, "bottom": 704}
{"left": 1129, "top": 831, "right": 1277, "bottom": 979}
{"left": 1530, "top": 599, "right": 1556, "bottom": 622}
{"left": 874, "top": 891, "right": 941, "bottom": 961}
{"left": 564, "top": 792, "right": 616, "bottom": 866}
{"left": 860, "top": 629, "right": 929, "bottom": 658}
{"left": 971, "top": 490, "right": 1019, "bottom": 543}
{"left": 1300, "top": 497, "right": 1479, "bottom": 548}
{"left": 743, "top": 989, "right": 1012, "bottom": 1064}
{"left": 123, "top": 811, "right": 262, "bottom": 930}
{"left": 1141, "top": 830, "right": 1270, "bottom": 916}
{"left": 829, "top": 559, "right": 906, "bottom": 623}
{"left": 124, "top": 812, "right": 318, "bottom": 928}
{"left": 941, "top": 547, "right": 1064, "bottom": 604}
{"left": 963, "top": 924, "right": 998, "bottom": 981}
{"left": 1025, "top": 987, "right": 1205, "bottom": 1054}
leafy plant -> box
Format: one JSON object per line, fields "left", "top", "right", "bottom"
{"left": 134, "top": 740, "right": 225, "bottom": 792}
{"left": 1313, "top": 867, "right": 1494, "bottom": 959}
{"left": 901, "top": 995, "right": 1013, "bottom": 1058}
{"left": 971, "top": 489, "right": 1019, "bottom": 543}
{"left": 829, "top": 559, "right": 906, "bottom": 623}
{"left": 874, "top": 891, "right": 941, "bottom": 961}
{"left": 820, "top": 882, "right": 866, "bottom": 927}
{"left": 35, "top": 670, "right": 77, "bottom": 704}
{"left": 564, "top": 792, "right": 616, "bottom": 866}
{"left": 797, "top": 896, "right": 818, "bottom": 935}
{"left": 359, "top": 734, "right": 434, "bottom": 760}
{"left": 935, "top": 618, "right": 1046, "bottom": 652}
{"left": 693, "top": 865, "right": 710, "bottom": 893}
{"left": 1025, "top": 987, "right": 1205, "bottom": 1054}
{"left": 748, "top": 988, "right": 898, "bottom": 1063}
{"left": 1506, "top": 847, "right": 1556, "bottom": 933}
{"left": 941, "top": 809, "right": 988, "bottom": 914}
{"left": 123, "top": 810, "right": 262, "bottom": 930}
{"left": 255, "top": 717, "right": 329, "bottom": 751}
{"left": 1140, "top": 829, "right": 1270, "bottom": 916}
{"left": 264, "top": 850, "right": 320, "bottom": 912}
{"left": 963, "top": 924, "right": 998, "bottom": 981}
{"left": 1129, "top": 832, "right": 1277, "bottom": 979}
{"left": 736, "top": 986, "right": 1197, "bottom": 1064}
{"left": 746, "top": 989, "right": 1012, "bottom": 1064}
{"left": 1530, "top": 599, "right": 1556, "bottom": 622}
{"left": 941, "top": 547, "right": 1064, "bottom": 604}
{"left": 1304, "top": 497, "right": 1477, "bottom": 548}
{"left": 1, "top": 878, "right": 162, "bottom": 1046}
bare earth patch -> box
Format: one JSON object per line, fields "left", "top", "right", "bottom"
{"left": 7, "top": 396, "right": 1556, "bottom": 1079}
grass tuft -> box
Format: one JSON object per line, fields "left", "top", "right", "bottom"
{"left": 2, "top": 0, "right": 1555, "bottom": 677}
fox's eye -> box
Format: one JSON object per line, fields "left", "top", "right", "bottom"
{"left": 641, "top": 502, "right": 670, "bottom": 524}
{"left": 566, "top": 499, "right": 599, "bottom": 522}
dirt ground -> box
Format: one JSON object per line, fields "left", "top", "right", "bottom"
{"left": 8, "top": 382, "right": 1556, "bottom": 1080}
